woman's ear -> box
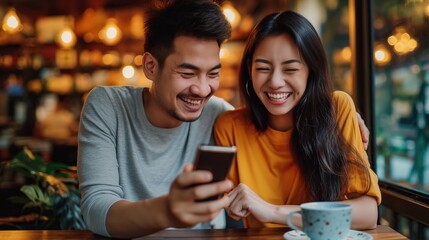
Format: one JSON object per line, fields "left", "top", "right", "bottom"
{"left": 142, "top": 52, "right": 158, "bottom": 80}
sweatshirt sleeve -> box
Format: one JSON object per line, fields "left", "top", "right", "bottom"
{"left": 77, "top": 87, "right": 122, "bottom": 237}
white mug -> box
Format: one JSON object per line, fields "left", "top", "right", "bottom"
{"left": 286, "top": 202, "right": 352, "bottom": 240}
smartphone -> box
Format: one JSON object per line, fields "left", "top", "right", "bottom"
{"left": 193, "top": 145, "right": 237, "bottom": 201}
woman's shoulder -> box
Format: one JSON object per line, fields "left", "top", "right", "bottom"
{"left": 216, "top": 107, "right": 248, "bottom": 126}
{"left": 218, "top": 107, "right": 246, "bottom": 119}
{"left": 215, "top": 107, "right": 252, "bottom": 137}
{"left": 333, "top": 90, "right": 353, "bottom": 103}
{"left": 332, "top": 91, "right": 360, "bottom": 129}
{"left": 332, "top": 90, "right": 357, "bottom": 113}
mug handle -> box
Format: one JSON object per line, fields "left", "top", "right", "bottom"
{"left": 286, "top": 210, "right": 303, "bottom": 231}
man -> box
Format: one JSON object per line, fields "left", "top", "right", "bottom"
{"left": 78, "top": 0, "right": 370, "bottom": 238}
{"left": 78, "top": 1, "right": 233, "bottom": 238}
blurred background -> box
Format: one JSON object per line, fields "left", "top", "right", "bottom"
{"left": 0, "top": 0, "right": 428, "bottom": 238}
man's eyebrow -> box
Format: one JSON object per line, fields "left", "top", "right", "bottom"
{"left": 210, "top": 63, "right": 222, "bottom": 71}
{"left": 177, "top": 63, "right": 199, "bottom": 70}
{"left": 176, "top": 63, "right": 222, "bottom": 71}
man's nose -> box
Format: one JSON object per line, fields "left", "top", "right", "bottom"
{"left": 190, "top": 77, "right": 214, "bottom": 97}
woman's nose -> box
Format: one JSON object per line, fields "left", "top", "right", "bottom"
{"left": 269, "top": 69, "right": 284, "bottom": 89}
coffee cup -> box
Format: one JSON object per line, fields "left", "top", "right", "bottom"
{"left": 286, "top": 202, "right": 352, "bottom": 240}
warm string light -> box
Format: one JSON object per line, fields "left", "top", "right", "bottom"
{"left": 99, "top": 18, "right": 122, "bottom": 46}
{"left": 374, "top": 27, "right": 418, "bottom": 66}
{"left": 222, "top": 1, "right": 241, "bottom": 29}
{"left": 55, "top": 16, "right": 77, "bottom": 49}
{"left": 374, "top": 44, "right": 392, "bottom": 66}
{"left": 122, "top": 65, "right": 135, "bottom": 79}
{"left": 387, "top": 27, "right": 418, "bottom": 55}
{"left": 2, "top": 8, "right": 23, "bottom": 34}
{"left": 57, "top": 27, "right": 77, "bottom": 49}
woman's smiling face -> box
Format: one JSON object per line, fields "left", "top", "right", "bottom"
{"left": 251, "top": 34, "right": 309, "bottom": 121}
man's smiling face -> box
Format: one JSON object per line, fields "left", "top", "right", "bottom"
{"left": 149, "top": 35, "right": 221, "bottom": 127}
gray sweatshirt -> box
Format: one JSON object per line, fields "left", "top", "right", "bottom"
{"left": 77, "top": 86, "right": 233, "bottom": 237}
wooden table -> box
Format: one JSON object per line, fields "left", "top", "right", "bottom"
{"left": 0, "top": 225, "right": 407, "bottom": 240}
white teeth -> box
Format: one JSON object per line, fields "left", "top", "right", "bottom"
{"left": 267, "top": 92, "right": 291, "bottom": 101}
{"left": 182, "top": 97, "right": 202, "bottom": 105}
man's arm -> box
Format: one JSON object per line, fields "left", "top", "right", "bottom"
{"left": 78, "top": 87, "right": 124, "bottom": 236}
{"left": 356, "top": 112, "right": 370, "bottom": 150}
{"left": 105, "top": 164, "right": 233, "bottom": 238}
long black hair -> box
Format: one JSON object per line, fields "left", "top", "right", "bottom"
{"left": 239, "top": 10, "right": 370, "bottom": 201}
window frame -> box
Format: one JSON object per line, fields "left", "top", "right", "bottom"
{"left": 349, "top": 0, "right": 429, "bottom": 223}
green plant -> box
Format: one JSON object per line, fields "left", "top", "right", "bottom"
{"left": 2, "top": 147, "right": 86, "bottom": 230}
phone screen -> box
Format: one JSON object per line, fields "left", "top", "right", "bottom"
{"left": 193, "top": 145, "right": 236, "bottom": 201}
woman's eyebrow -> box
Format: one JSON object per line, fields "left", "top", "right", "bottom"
{"left": 254, "top": 58, "right": 271, "bottom": 65}
{"left": 281, "top": 59, "right": 302, "bottom": 64}
{"left": 254, "top": 59, "right": 301, "bottom": 65}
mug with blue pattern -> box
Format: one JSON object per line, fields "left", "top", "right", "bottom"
{"left": 286, "top": 202, "right": 352, "bottom": 240}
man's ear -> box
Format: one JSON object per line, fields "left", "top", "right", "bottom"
{"left": 142, "top": 52, "right": 158, "bottom": 80}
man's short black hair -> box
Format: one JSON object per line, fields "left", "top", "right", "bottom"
{"left": 144, "top": 0, "right": 231, "bottom": 68}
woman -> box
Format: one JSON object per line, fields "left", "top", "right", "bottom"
{"left": 214, "top": 10, "right": 381, "bottom": 230}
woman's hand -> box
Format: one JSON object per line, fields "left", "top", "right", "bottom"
{"left": 226, "top": 183, "right": 275, "bottom": 223}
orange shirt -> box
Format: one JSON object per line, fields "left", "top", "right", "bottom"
{"left": 214, "top": 91, "right": 381, "bottom": 228}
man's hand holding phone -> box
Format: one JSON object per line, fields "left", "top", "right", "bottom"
{"left": 166, "top": 145, "right": 236, "bottom": 228}
{"left": 192, "top": 145, "right": 236, "bottom": 201}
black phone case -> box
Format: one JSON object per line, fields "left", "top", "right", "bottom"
{"left": 193, "top": 145, "right": 236, "bottom": 201}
